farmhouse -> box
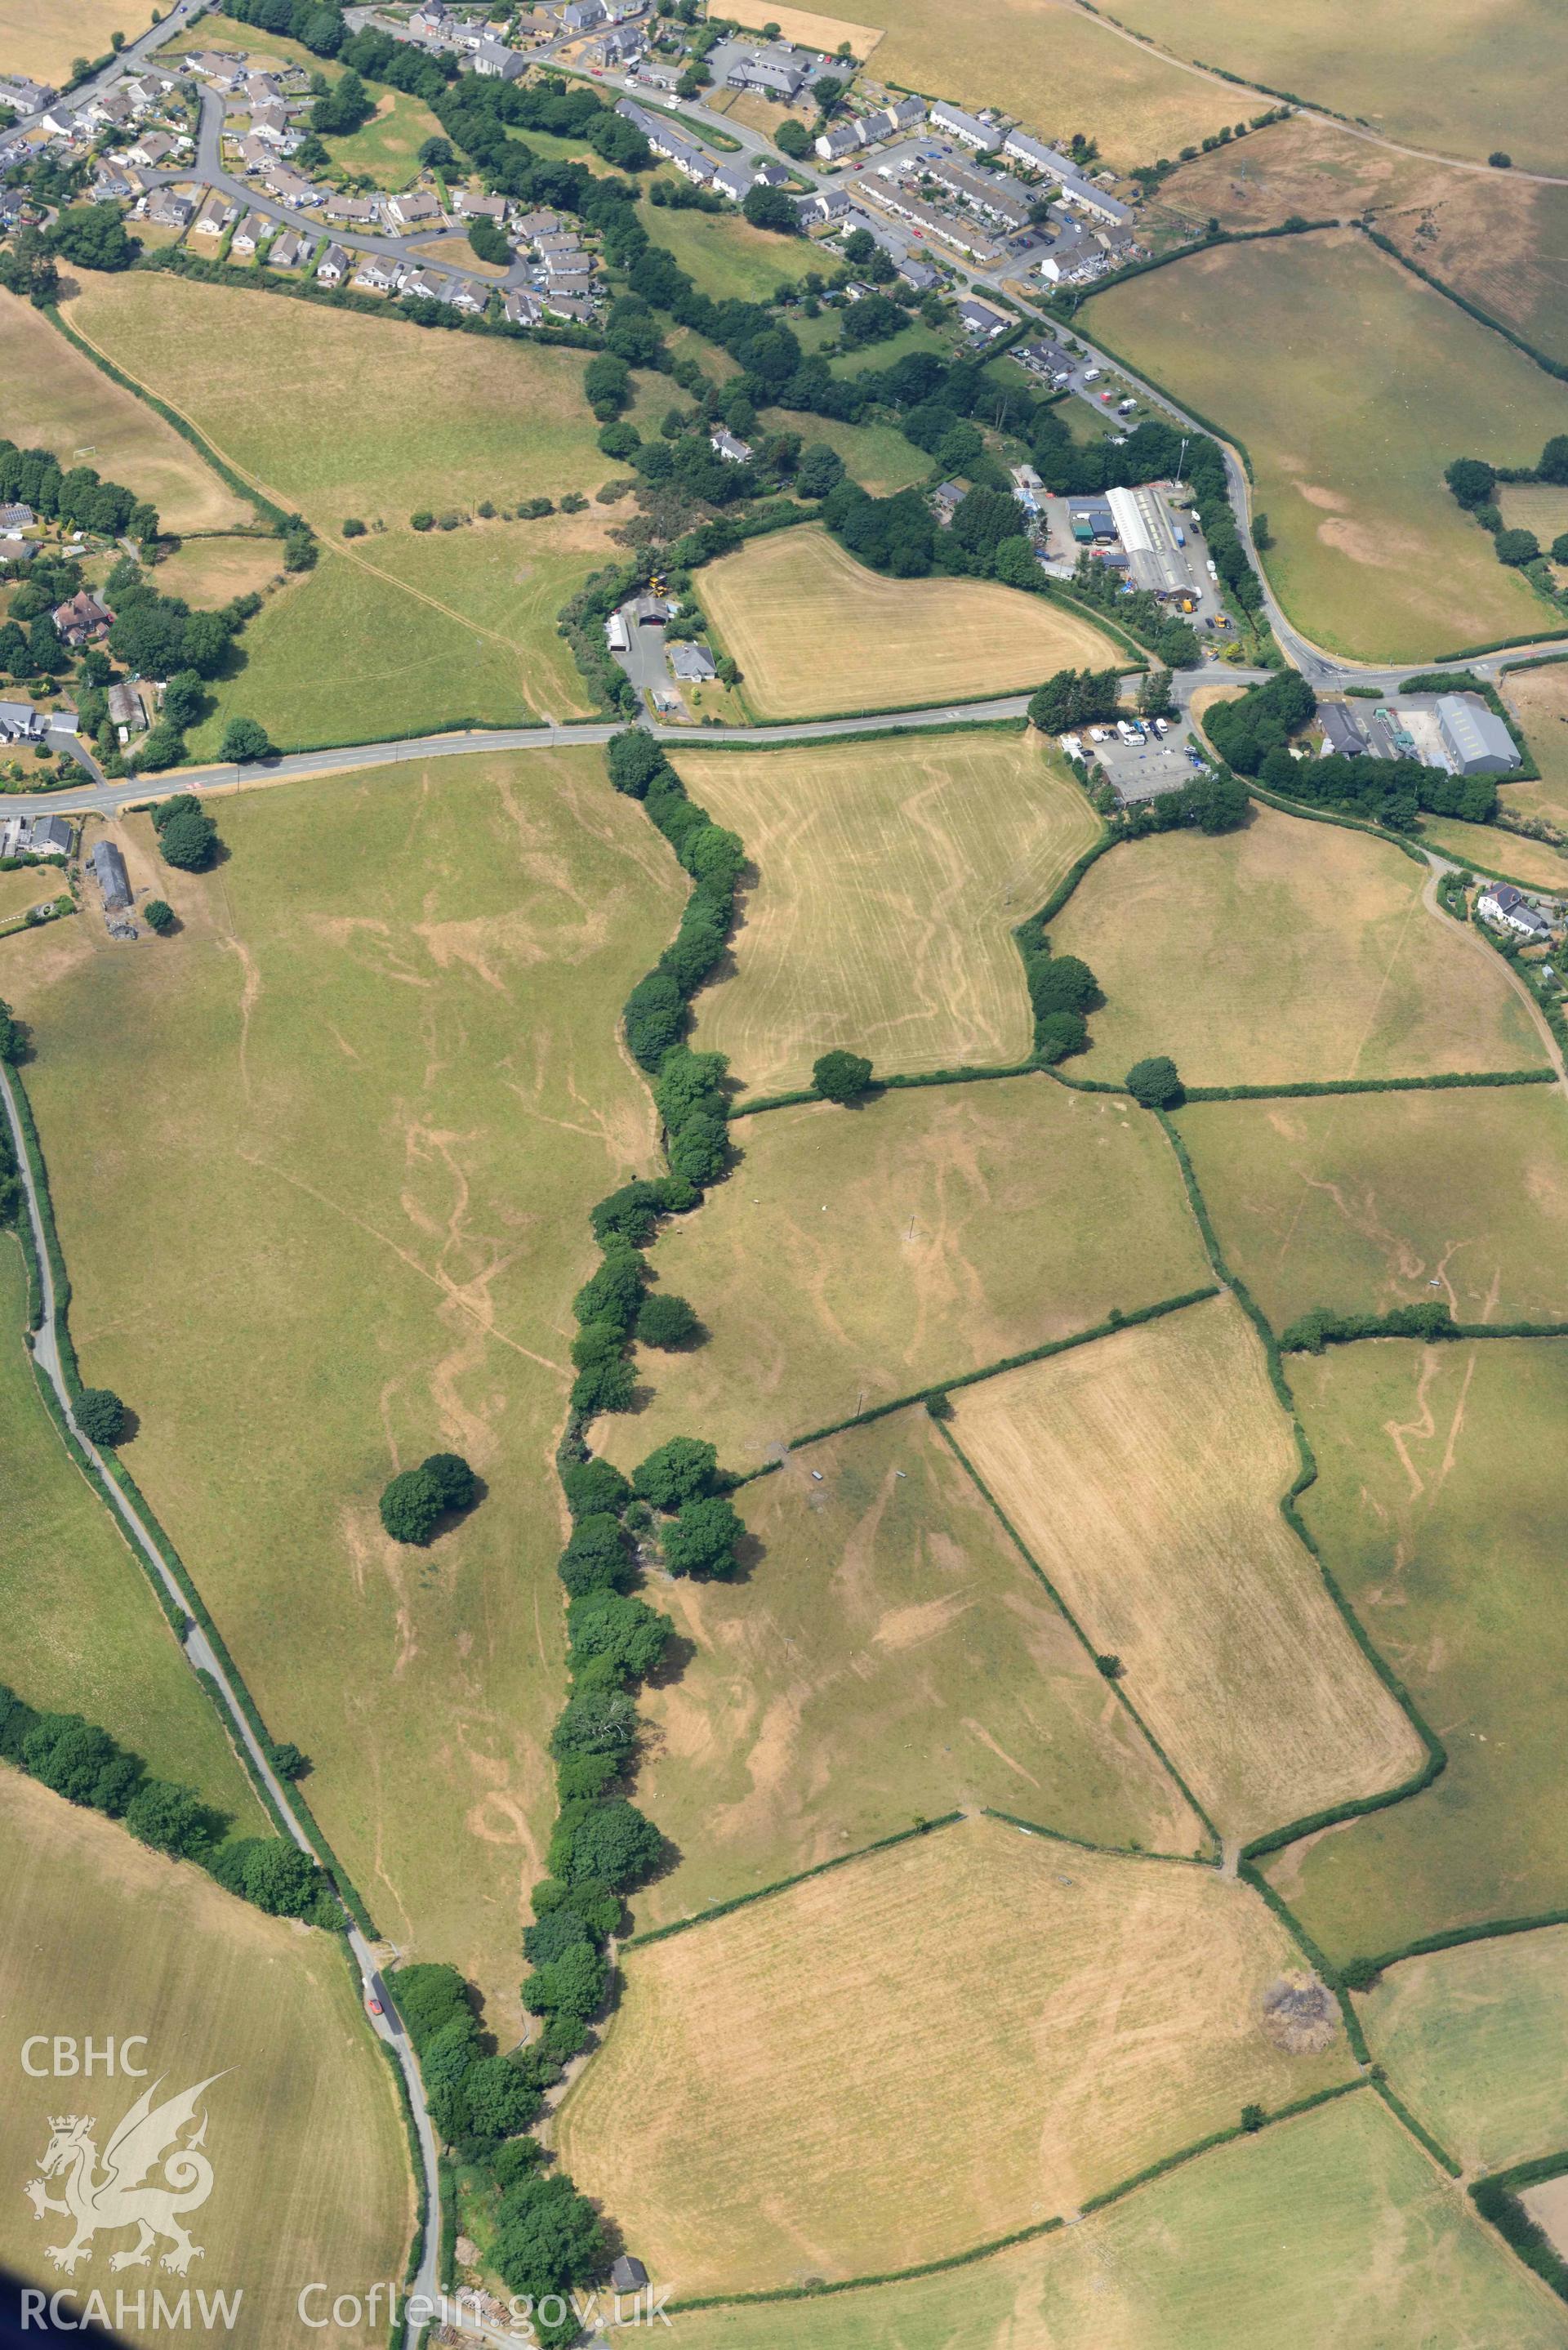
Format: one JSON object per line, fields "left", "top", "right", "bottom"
{"left": 52, "top": 591, "right": 114, "bottom": 646}
{"left": 710, "top": 430, "right": 755, "bottom": 465}
{"left": 1437, "top": 695, "right": 1520, "bottom": 776}
{"left": 1477, "top": 882, "right": 1552, "bottom": 939}
{"left": 90, "top": 840, "right": 132, "bottom": 913}
{"left": 929, "top": 99, "right": 1002, "bottom": 151}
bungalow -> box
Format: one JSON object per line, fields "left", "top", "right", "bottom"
{"left": 516, "top": 208, "right": 564, "bottom": 238}
{"left": 315, "top": 240, "right": 350, "bottom": 283}
{"left": 185, "top": 50, "right": 245, "bottom": 89}
{"left": 473, "top": 39, "right": 527, "bottom": 78}
{"left": 27, "top": 812, "right": 74, "bottom": 855}
{"left": 668, "top": 640, "right": 716, "bottom": 682}
{"left": 385, "top": 186, "right": 442, "bottom": 230}
{"left": 933, "top": 479, "right": 966, "bottom": 519}
{"left": 324, "top": 191, "right": 378, "bottom": 224}
{"left": 266, "top": 227, "right": 312, "bottom": 269}
{"left": 247, "top": 104, "right": 294, "bottom": 148}
{"left": 122, "top": 72, "right": 177, "bottom": 111}
{"left": 91, "top": 839, "right": 132, "bottom": 915}
{"left": 235, "top": 136, "right": 274, "bottom": 172}
{"left": 352, "top": 253, "right": 403, "bottom": 292}
{"left": 264, "top": 167, "right": 322, "bottom": 207}
{"left": 929, "top": 98, "right": 1002, "bottom": 151}
{"left": 52, "top": 591, "right": 114, "bottom": 646}
{"left": 504, "top": 287, "right": 545, "bottom": 324}
{"left": 1477, "top": 882, "right": 1553, "bottom": 939}
{"left": 453, "top": 188, "right": 508, "bottom": 221}
{"left": 543, "top": 255, "right": 594, "bottom": 279}
{"left": 1018, "top": 337, "right": 1074, "bottom": 383}
{"left": 400, "top": 268, "right": 449, "bottom": 301}
{"left": 191, "top": 191, "right": 239, "bottom": 238}
{"left": 897, "top": 255, "right": 938, "bottom": 292}
{"left": 534, "top": 230, "right": 581, "bottom": 253}
{"left": 539, "top": 290, "right": 593, "bottom": 321}
{"left": 448, "top": 279, "right": 488, "bottom": 312}
{"left": 710, "top": 428, "right": 753, "bottom": 464}
{"left": 91, "top": 162, "right": 135, "bottom": 203}
{"left": 240, "top": 70, "right": 283, "bottom": 104}
{"left": 956, "top": 294, "right": 1009, "bottom": 340}
{"left": 78, "top": 89, "right": 133, "bottom": 132}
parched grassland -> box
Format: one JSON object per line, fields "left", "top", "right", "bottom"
{"left": 1499, "top": 483, "right": 1568, "bottom": 542}
{"left": 1500, "top": 661, "right": 1568, "bottom": 827}
{"left": 1051, "top": 803, "right": 1544, "bottom": 1087}
{"left": 1267, "top": 1338, "right": 1568, "bottom": 1964}
{"left": 1088, "top": 231, "right": 1568, "bottom": 662}
{"left": 0, "top": 292, "right": 253, "bottom": 537}
{"left": 0, "top": 1770, "right": 412, "bottom": 2349}
{"left": 862, "top": 0, "right": 1240, "bottom": 169}
{"left": 0, "top": 0, "right": 158, "bottom": 85}
{"left": 1360, "top": 1929, "right": 1568, "bottom": 2173}
{"left": 0, "top": 867, "right": 63, "bottom": 925}
{"left": 149, "top": 533, "right": 285, "bottom": 609}
{"left": 951, "top": 1295, "right": 1424, "bottom": 1843}
{"left": 1102, "top": 0, "right": 1568, "bottom": 174}
{"left": 630, "top": 1411, "right": 1203, "bottom": 1932}
{"left": 0, "top": 1237, "right": 261, "bottom": 1826}
{"left": 679, "top": 731, "right": 1101, "bottom": 1095}
{"left": 700, "top": 525, "right": 1125, "bottom": 719}
{"left": 645, "top": 203, "right": 822, "bottom": 305}
{"left": 660, "top": 2091, "right": 1565, "bottom": 2350}
{"left": 323, "top": 87, "right": 444, "bottom": 189}
{"left": 720, "top": 0, "right": 882, "bottom": 56}
{"left": 559, "top": 1816, "right": 1353, "bottom": 2293}
{"left": 0, "top": 751, "right": 684, "bottom": 2027}
{"left": 593, "top": 1075, "right": 1211, "bottom": 1474}
{"left": 61, "top": 270, "right": 607, "bottom": 531}
{"left": 1418, "top": 815, "right": 1568, "bottom": 890}
{"left": 1177, "top": 1086, "right": 1568, "bottom": 1330}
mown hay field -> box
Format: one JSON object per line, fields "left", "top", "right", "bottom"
{"left": 0, "top": 292, "right": 252, "bottom": 537}
{"left": 1176, "top": 1086, "right": 1568, "bottom": 1329}
{"left": 699, "top": 526, "right": 1125, "bottom": 719}
{"left": 630, "top": 1411, "right": 1203, "bottom": 1932}
{"left": 146, "top": 533, "right": 285, "bottom": 610}
{"left": 861, "top": 0, "right": 1239, "bottom": 168}
{"left": 1360, "top": 1928, "right": 1568, "bottom": 2174}
{"left": 1501, "top": 661, "right": 1568, "bottom": 827}
{"left": 593, "top": 1075, "right": 1212, "bottom": 1475}
{"left": 1102, "top": 0, "right": 1568, "bottom": 174}
{"left": 0, "top": 1771, "right": 412, "bottom": 2348}
{"left": 0, "top": 1237, "right": 261, "bottom": 1826}
{"left": 0, "top": 0, "right": 158, "bottom": 85}
{"left": 1051, "top": 803, "right": 1544, "bottom": 1087}
{"left": 1267, "top": 1338, "right": 1568, "bottom": 1964}
{"left": 0, "top": 751, "right": 684, "bottom": 2027}
{"left": 680, "top": 731, "right": 1102, "bottom": 1095}
{"left": 558, "top": 1816, "right": 1353, "bottom": 2293}
{"left": 1088, "top": 231, "right": 1568, "bottom": 661}
{"left": 720, "top": 0, "right": 882, "bottom": 56}
{"left": 950, "top": 1295, "right": 1424, "bottom": 1843}
{"left": 1499, "top": 482, "right": 1568, "bottom": 542}
{"left": 659, "top": 2091, "right": 1564, "bottom": 2350}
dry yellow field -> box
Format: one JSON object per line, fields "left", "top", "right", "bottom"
{"left": 630, "top": 1411, "right": 1204, "bottom": 1932}
{"left": 0, "top": 292, "right": 252, "bottom": 537}
{"left": 949, "top": 1295, "right": 1425, "bottom": 1842}
{"left": 700, "top": 526, "right": 1124, "bottom": 719}
{"left": 1499, "top": 483, "right": 1568, "bottom": 542}
{"left": 722, "top": 0, "right": 882, "bottom": 55}
{"left": 1500, "top": 662, "right": 1568, "bottom": 827}
{"left": 0, "top": 1771, "right": 412, "bottom": 2348}
{"left": 1176, "top": 1086, "right": 1568, "bottom": 1331}
{"left": 145, "top": 534, "right": 286, "bottom": 608}
{"left": 680, "top": 732, "right": 1101, "bottom": 1095}
{"left": 1053, "top": 803, "right": 1544, "bottom": 1087}
{"left": 0, "top": 0, "right": 158, "bottom": 85}
{"left": 1359, "top": 1928, "right": 1568, "bottom": 2174}
{"left": 557, "top": 1814, "right": 1353, "bottom": 2293}
{"left": 862, "top": 0, "right": 1240, "bottom": 168}
{"left": 592, "top": 1075, "right": 1212, "bottom": 1475}
{"left": 1419, "top": 815, "right": 1568, "bottom": 891}
{"left": 0, "top": 867, "right": 62, "bottom": 925}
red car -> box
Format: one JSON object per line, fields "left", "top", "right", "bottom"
{"left": 368, "top": 1997, "right": 383, "bottom": 2017}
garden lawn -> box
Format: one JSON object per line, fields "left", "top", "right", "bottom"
{"left": 0, "top": 1233, "right": 261, "bottom": 1826}
{"left": 1050, "top": 803, "right": 1544, "bottom": 1087}
{"left": 1266, "top": 1337, "right": 1568, "bottom": 1964}
{"left": 950, "top": 1294, "right": 1423, "bottom": 1844}
{"left": 0, "top": 752, "right": 684, "bottom": 2028}
{"left": 1088, "top": 230, "right": 1568, "bottom": 661}
{"left": 700, "top": 524, "right": 1125, "bottom": 718}
{"left": 644, "top": 203, "right": 822, "bottom": 304}
{"left": 559, "top": 1816, "right": 1353, "bottom": 2293}
{"left": 1175, "top": 1084, "right": 1568, "bottom": 1330}
{"left": 680, "top": 729, "right": 1102, "bottom": 1093}
{"left": 658, "top": 2090, "right": 1564, "bottom": 2350}
{"left": 0, "top": 1768, "right": 413, "bottom": 2349}
{"left": 630, "top": 1409, "right": 1204, "bottom": 1933}
{"left": 592, "top": 1072, "right": 1212, "bottom": 1474}
{"left": 0, "top": 292, "right": 253, "bottom": 537}
{"left": 1360, "top": 1927, "right": 1568, "bottom": 2174}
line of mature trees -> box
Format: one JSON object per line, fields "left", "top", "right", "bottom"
{"left": 1446, "top": 436, "right": 1568, "bottom": 596}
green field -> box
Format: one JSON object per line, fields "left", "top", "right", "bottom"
{"left": 660, "top": 2090, "right": 1565, "bottom": 2349}
{"left": 826, "top": 316, "right": 950, "bottom": 377}
{"left": 1361, "top": 1927, "right": 1568, "bottom": 2173}
{"left": 0, "top": 1235, "right": 261, "bottom": 1826}
{"left": 646, "top": 203, "right": 822, "bottom": 304}
{"left": 679, "top": 730, "right": 1102, "bottom": 1094}
{"left": 592, "top": 1073, "right": 1213, "bottom": 1476}
{"left": 0, "top": 753, "right": 684, "bottom": 2027}
{"left": 323, "top": 87, "right": 444, "bottom": 189}
{"left": 1088, "top": 230, "right": 1568, "bottom": 661}
{"left": 560, "top": 1817, "right": 1352, "bottom": 2293}
{"left": 1419, "top": 813, "right": 1568, "bottom": 890}
{"left": 629, "top": 1408, "right": 1203, "bottom": 1932}
{"left": 761, "top": 408, "right": 933, "bottom": 495}
{"left": 1266, "top": 1338, "right": 1568, "bottom": 1963}
{"left": 1101, "top": 0, "right": 1568, "bottom": 174}
{"left": 1051, "top": 803, "right": 1544, "bottom": 1088}
{"left": 0, "top": 1768, "right": 412, "bottom": 2348}
{"left": 1177, "top": 1085, "right": 1568, "bottom": 1329}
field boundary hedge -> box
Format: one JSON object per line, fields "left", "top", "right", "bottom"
{"left": 1352, "top": 1906, "right": 1568, "bottom": 1985}
{"left": 1370, "top": 2075, "right": 1461, "bottom": 2177}
{"left": 1358, "top": 228, "right": 1568, "bottom": 390}
{"left": 1072, "top": 312, "right": 1258, "bottom": 484}
{"left": 985, "top": 1806, "right": 1212, "bottom": 1870}
{"left": 730, "top": 1059, "right": 1041, "bottom": 1119}
{"left": 1244, "top": 778, "right": 1431, "bottom": 863}
{"left": 779, "top": 1284, "right": 1220, "bottom": 1453}
{"left": 2, "top": 1067, "right": 379, "bottom": 1936}
{"left": 937, "top": 1421, "right": 1222, "bottom": 1856}
{"left": 1180, "top": 1068, "right": 1553, "bottom": 1104}
{"left": 623, "top": 1813, "right": 964, "bottom": 1950}
{"left": 682, "top": 715, "right": 1031, "bottom": 756}
{"left": 1470, "top": 2152, "right": 1568, "bottom": 2303}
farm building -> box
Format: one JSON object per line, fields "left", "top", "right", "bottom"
{"left": 1437, "top": 695, "right": 1519, "bottom": 775}
{"left": 1318, "top": 702, "right": 1370, "bottom": 758}
{"left": 710, "top": 430, "right": 754, "bottom": 465}
{"left": 90, "top": 840, "right": 132, "bottom": 913}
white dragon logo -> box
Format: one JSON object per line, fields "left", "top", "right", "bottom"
{"left": 24, "top": 2074, "right": 225, "bottom": 2276}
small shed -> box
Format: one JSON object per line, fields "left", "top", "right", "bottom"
{"left": 609, "top": 2254, "right": 648, "bottom": 2293}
